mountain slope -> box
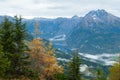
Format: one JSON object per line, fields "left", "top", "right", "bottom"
{"left": 23, "top": 9, "right": 120, "bottom": 66}
{"left": 66, "top": 9, "right": 120, "bottom": 54}
{"left": 24, "top": 17, "right": 81, "bottom": 40}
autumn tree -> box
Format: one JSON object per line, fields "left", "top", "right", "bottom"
{"left": 109, "top": 56, "right": 120, "bottom": 80}
{"left": 28, "top": 38, "right": 63, "bottom": 80}
{"left": 68, "top": 51, "right": 81, "bottom": 80}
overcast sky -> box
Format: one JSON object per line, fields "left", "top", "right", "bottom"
{"left": 0, "top": 0, "right": 119, "bottom": 18}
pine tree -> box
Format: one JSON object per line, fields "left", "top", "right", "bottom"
{"left": 0, "top": 16, "right": 29, "bottom": 78}
{"left": 0, "top": 45, "right": 10, "bottom": 78}
{"left": 94, "top": 67, "right": 106, "bottom": 80}
{"left": 68, "top": 51, "right": 81, "bottom": 80}
{"left": 0, "top": 16, "right": 15, "bottom": 54}
{"left": 0, "top": 16, "right": 15, "bottom": 76}
{"left": 10, "top": 16, "right": 29, "bottom": 76}
{"left": 13, "top": 16, "right": 27, "bottom": 54}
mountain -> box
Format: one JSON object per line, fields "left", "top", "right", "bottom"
{"left": 66, "top": 9, "right": 120, "bottom": 54}
{"left": 23, "top": 17, "right": 81, "bottom": 40}
{"left": 23, "top": 9, "right": 120, "bottom": 55}
{"left": 23, "top": 16, "right": 82, "bottom": 51}
{"left": 23, "top": 9, "right": 120, "bottom": 67}
{"left": 0, "top": 9, "right": 120, "bottom": 74}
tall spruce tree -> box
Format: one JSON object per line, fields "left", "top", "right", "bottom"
{"left": 10, "top": 16, "right": 29, "bottom": 76}
{"left": 0, "top": 16, "right": 15, "bottom": 76}
{"left": 0, "top": 45, "right": 10, "bottom": 78}
{"left": 68, "top": 51, "right": 81, "bottom": 80}
{"left": 0, "top": 16, "right": 15, "bottom": 54}
{"left": 13, "top": 16, "right": 26, "bottom": 54}
{"left": 0, "top": 16, "right": 29, "bottom": 77}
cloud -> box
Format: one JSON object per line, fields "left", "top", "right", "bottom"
{"left": 0, "top": 0, "right": 119, "bottom": 18}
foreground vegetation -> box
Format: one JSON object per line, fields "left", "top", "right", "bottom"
{"left": 0, "top": 16, "right": 120, "bottom": 80}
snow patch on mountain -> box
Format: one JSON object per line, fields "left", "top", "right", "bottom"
{"left": 92, "top": 14, "right": 97, "bottom": 20}
{"left": 49, "top": 34, "right": 66, "bottom": 41}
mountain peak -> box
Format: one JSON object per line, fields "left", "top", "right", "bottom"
{"left": 83, "top": 9, "right": 112, "bottom": 22}
{"left": 85, "top": 9, "right": 108, "bottom": 18}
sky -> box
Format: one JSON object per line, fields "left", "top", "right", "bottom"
{"left": 0, "top": 0, "right": 119, "bottom": 19}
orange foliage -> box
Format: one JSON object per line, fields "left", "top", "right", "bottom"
{"left": 109, "top": 63, "right": 120, "bottom": 80}
{"left": 28, "top": 38, "right": 63, "bottom": 79}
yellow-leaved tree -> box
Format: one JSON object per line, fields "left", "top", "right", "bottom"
{"left": 109, "top": 56, "right": 120, "bottom": 80}
{"left": 28, "top": 38, "right": 63, "bottom": 80}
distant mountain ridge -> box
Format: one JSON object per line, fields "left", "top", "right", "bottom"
{"left": 0, "top": 9, "right": 119, "bottom": 55}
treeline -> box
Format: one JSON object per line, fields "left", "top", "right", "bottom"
{"left": 0, "top": 16, "right": 120, "bottom": 80}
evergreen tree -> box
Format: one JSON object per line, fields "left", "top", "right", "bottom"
{"left": 10, "top": 16, "right": 29, "bottom": 76}
{"left": 0, "top": 16, "right": 29, "bottom": 78}
{"left": 53, "top": 73, "right": 69, "bottom": 80}
{"left": 94, "top": 67, "right": 106, "bottom": 80}
{"left": 0, "top": 16, "right": 15, "bottom": 76}
{"left": 0, "top": 16, "right": 15, "bottom": 54}
{"left": 0, "top": 45, "right": 10, "bottom": 78}
{"left": 13, "top": 16, "right": 27, "bottom": 54}
{"left": 68, "top": 51, "right": 81, "bottom": 80}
